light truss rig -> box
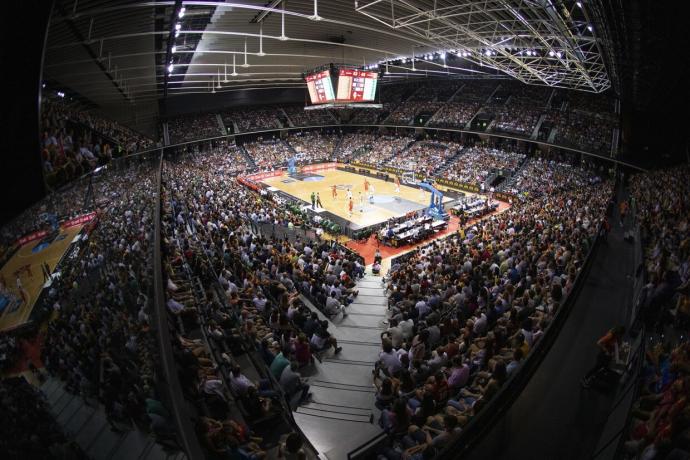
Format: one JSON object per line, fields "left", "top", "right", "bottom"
{"left": 355, "top": 0, "right": 611, "bottom": 93}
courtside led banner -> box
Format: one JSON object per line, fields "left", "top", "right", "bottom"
{"left": 15, "top": 212, "right": 97, "bottom": 246}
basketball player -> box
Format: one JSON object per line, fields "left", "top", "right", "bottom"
{"left": 331, "top": 184, "right": 337, "bottom": 199}
{"left": 358, "top": 192, "right": 364, "bottom": 212}
{"left": 348, "top": 198, "right": 353, "bottom": 217}
{"left": 346, "top": 188, "right": 353, "bottom": 201}
{"left": 364, "top": 178, "right": 370, "bottom": 193}
{"left": 369, "top": 184, "right": 375, "bottom": 203}
{"left": 394, "top": 176, "right": 401, "bottom": 194}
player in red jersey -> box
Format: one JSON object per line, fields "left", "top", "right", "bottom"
{"left": 331, "top": 184, "right": 337, "bottom": 199}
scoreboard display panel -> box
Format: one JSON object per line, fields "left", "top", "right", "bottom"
{"left": 305, "top": 70, "right": 335, "bottom": 104}
{"left": 336, "top": 69, "right": 379, "bottom": 102}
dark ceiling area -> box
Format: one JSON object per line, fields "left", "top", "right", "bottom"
{"left": 604, "top": 0, "right": 689, "bottom": 166}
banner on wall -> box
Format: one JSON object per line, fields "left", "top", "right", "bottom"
{"left": 15, "top": 212, "right": 98, "bottom": 246}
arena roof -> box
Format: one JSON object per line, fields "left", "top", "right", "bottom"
{"left": 44, "top": 0, "right": 618, "bottom": 110}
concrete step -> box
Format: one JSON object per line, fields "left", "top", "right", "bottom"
{"left": 354, "top": 287, "right": 387, "bottom": 297}
{"left": 346, "top": 303, "right": 387, "bottom": 316}
{"left": 337, "top": 313, "right": 387, "bottom": 329}
{"left": 350, "top": 295, "right": 387, "bottom": 306}
{"left": 296, "top": 406, "right": 371, "bottom": 423}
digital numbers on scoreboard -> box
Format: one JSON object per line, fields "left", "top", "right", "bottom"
{"left": 336, "top": 69, "right": 379, "bottom": 102}
{"left": 305, "top": 70, "right": 335, "bottom": 104}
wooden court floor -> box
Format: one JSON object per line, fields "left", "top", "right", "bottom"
{"left": 0, "top": 226, "right": 82, "bottom": 332}
{"left": 261, "top": 168, "right": 460, "bottom": 228}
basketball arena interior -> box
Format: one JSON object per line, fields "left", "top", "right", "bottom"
{"left": 0, "top": 1, "right": 688, "bottom": 459}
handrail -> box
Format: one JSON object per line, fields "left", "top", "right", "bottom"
{"left": 151, "top": 150, "right": 205, "bottom": 460}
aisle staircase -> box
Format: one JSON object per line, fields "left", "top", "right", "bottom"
{"left": 294, "top": 272, "right": 386, "bottom": 460}
{"left": 432, "top": 147, "right": 466, "bottom": 177}
{"left": 39, "top": 377, "right": 184, "bottom": 460}
{"left": 238, "top": 144, "right": 257, "bottom": 169}
{"left": 215, "top": 113, "right": 226, "bottom": 135}
{"left": 162, "top": 122, "right": 170, "bottom": 146}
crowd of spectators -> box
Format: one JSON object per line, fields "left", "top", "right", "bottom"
{"left": 387, "top": 102, "right": 444, "bottom": 125}
{"left": 492, "top": 94, "right": 543, "bottom": 136}
{"left": 41, "top": 96, "right": 156, "bottom": 187}
{"left": 408, "top": 81, "right": 460, "bottom": 103}
{"left": 168, "top": 113, "right": 224, "bottom": 144}
{"left": 0, "top": 180, "right": 91, "bottom": 256}
{"left": 68, "top": 103, "right": 155, "bottom": 154}
{"left": 0, "top": 376, "right": 87, "bottom": 458}
{"left": 350, "top": 106, "right": 390, "bottom": 124}
{"left": 502, "top": 155, "right": 600, "bottom": 197}
{"left": 222, "top": 108, "right": 281, "bottom": 133}
{"left": 287, "top": 131, "right": 338, "bottom": 163}
{"left": 453, "top": 81, "right": 500, "bottom": 103}
{"left": 568, "top": 91, "right": 615, "bottom": 115}
{"left": 161, "top": 151, "right": 370, "bottom": 455}
{"left": 364, "top": 135, "right": 415, "bottom": 167}
{"left": 554, "top": 110, "right": 615, "bottom": 155}
{"left": 380, "top": 84, "right": 412, "bottom": 104}
{"left": 386, "top": 141, "right": 462, "bottom": 177}
{"left": 441, "top": 146, "right": 526, "bottom": 185}
{"left": 428, "top": 102, "right": 481, "bottom": 129}
{"left": 243, "top": 139, "right": 295, "bottom": 170}
{"left": 336, "top": 132, "right": 377, "bottom": 162}
{"left": 283, "top": 105, "right": 336, "bottom": 127}
{"left": 373, "top": 164, "right": 612, "bottom": 458}
{"left": 174, "top": 141, "right": 252, "bottom": 176}
{"left": 621, "top": 166, "right": 690, "bottom": 459}
{"left": 40, "top": 160, "right": 173, "bottom": 436}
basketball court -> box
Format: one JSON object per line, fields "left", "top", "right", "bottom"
{"left": 0, "top": 225, "right": 84, "bottom": 332}
{"left": 260, "top": 167, "right": 462, "bottom": 228}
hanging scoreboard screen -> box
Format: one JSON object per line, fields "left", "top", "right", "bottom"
{"left": 305, "top": 70, "right": 335, "bottom": 104}
{"left": 336, "top": 69, "right": 379, "bottom": 102}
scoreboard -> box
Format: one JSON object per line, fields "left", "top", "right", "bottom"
{"left": 336, "top": 69, "right": 378, "bottom": 102}
{"left": 305, "top": 70, "right": 335, "bottom": 104}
